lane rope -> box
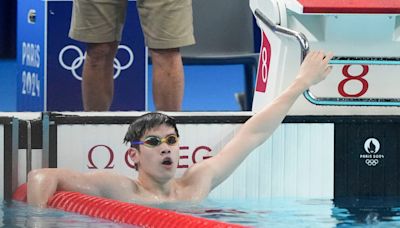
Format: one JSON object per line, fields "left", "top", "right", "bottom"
{"left": 12, "top": 183, "right": 247, "bottom": 228}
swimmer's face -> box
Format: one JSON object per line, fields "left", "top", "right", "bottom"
{"left": 132, "top": 124, "right": 180, "bottom": 182}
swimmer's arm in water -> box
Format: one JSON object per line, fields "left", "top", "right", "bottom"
{"left": 27, "top": 168, "right": 134, "bottom": 208}
{"left": 191, "top": 51, "right": 333, "bottom": 190}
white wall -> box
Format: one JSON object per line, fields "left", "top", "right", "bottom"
{"left": 209, "top": 123, "right": 334, "bottom": 199}
{"left": 56, "top": 122, "right": 334, "bottom": 200}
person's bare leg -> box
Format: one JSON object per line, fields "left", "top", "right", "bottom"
{"left": 82, "top": 42, "right": 119, "bottom": 111}
{"left": 151, "top": 48, "right": 184, "bottom": 111}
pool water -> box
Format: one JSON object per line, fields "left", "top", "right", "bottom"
{"left": 0, "top": 201, "right": 137, "bottom": 227}
{"left": 2, "top": 198, "right": 400, "bottom": 227}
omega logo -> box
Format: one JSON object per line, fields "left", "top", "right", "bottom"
{"left": 87, "top": 144, "right": 214, "bottom": 170}
{"left": 87, "top": 145, "right": 115, "bottom": 169}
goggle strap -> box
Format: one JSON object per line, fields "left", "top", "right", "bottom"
{"left": 131, "top": 141, "right": 144, "bottom": 146}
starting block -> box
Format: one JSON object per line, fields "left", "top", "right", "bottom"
{"left": 250, "top": 0, "right": 400, "bottom": 115}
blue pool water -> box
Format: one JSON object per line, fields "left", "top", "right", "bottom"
{"left": 2, "top": 198, "right": 400, "bottom": 227}
{"left": 0, "top": 201, "right": 137, "bottom": 227}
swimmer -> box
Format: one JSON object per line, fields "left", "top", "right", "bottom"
{"left": 27, "top": 51, "right": 333, "bottom": 207}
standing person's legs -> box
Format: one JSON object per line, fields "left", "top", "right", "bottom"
{"left": 137, "top": 0, "right": 195, "bottom": 111}
{"left": 69, "top": 0, "right": 127, "bottom": 111}
{"left": 82, "top": 42, "right": 119, "bottom": 111}
{"left": 151, "top": 48, "right": 184, "bottom": 111}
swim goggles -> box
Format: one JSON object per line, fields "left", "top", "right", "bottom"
{"left": 131, "top": 135, "right": 179, "bottom": 148}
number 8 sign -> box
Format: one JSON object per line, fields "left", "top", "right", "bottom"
{"left": 338, "top": 65, "right": 369, "bottom": 97}
{"left": 306, "top": 62, "right": 400, "bottom": 106}
{"left": 255, "top": 32, "right": 271, "bottom": 93}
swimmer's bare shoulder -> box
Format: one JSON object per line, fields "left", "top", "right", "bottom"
{"left": 27, "top": 168, "right": 138, "bottom": 205}
{"left": 78, "top": 169, "right": 139, "bottom": 201}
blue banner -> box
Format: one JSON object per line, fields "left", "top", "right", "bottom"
{"left": 17, "top": 0, "right": 147, "bottom": 111}
{"left": 17, "top": 0, "right": 45, "bottom": 111}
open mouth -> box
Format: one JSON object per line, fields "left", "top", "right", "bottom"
{"left": 161, "top": 157, "right": 173, "bottom": 166}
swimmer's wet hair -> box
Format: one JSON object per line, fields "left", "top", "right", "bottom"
{"left": 124, "top": 112, "right": 179, "bottom": 148}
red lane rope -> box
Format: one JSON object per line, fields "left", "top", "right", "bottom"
{"left": 12, "top": 184, "right": 247, "bottom": 228}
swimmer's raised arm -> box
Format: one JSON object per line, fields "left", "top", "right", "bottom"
{"left": 27, "top": 168, "right": 134, "bottom": 207}
{"left": 195, "top": 51, "right": 333, "bottom": 189}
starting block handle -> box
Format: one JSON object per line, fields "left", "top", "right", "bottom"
{"left": 330, "top": 57, "right": 400, "bottom": 66}
{"left": 304, "top": 91, "right": 400, "bottom": 106}
{"left": 254, "top": 9, "right": 309, "bottom": 61}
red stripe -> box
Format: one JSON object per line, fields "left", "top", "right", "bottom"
{"left": 297, "top": 0, "right": 400, "bottom": 14}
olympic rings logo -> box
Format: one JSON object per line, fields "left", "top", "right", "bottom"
{"left": 365, "top": 159, "right": 379, "bottom": 166}
{"left": 59, "top": 44, "right": 134, "bottom": 80}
